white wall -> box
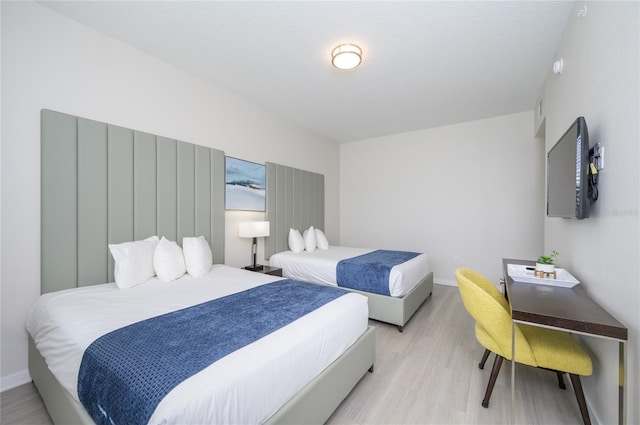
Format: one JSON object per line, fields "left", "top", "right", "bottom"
{"left": 0, "top": 1, "right": 339, "bottom": 389}
{"left": 540, "top": 2, "right": 639, "bottom": 424}
{"left": 340, "top": 111, "right": 544, "bottom": 285}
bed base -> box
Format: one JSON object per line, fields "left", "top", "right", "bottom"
{"left": 348, "top": 271, "right": 433, "bottom": 332}
{"left": 29, "top": 326, "right": 376, "bottom": 425}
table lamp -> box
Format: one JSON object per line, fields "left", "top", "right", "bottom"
{"left": 239, "top": 221, "right": 270, "bottom": 271}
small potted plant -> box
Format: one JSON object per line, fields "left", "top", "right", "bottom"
{"left": 536, "top": 250, "right": 559, "bottom": 273}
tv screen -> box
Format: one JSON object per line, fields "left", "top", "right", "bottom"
{"left": 546, "top": 117, "right": 590, "bottom": 219}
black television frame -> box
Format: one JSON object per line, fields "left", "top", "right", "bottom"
{"left": 546, "top": 116, "right": 590, "bottom": 219}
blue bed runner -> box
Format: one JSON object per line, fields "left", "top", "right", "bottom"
{"left": 336, "top": 250, "right": 420, "bottom": 296}
{"left": 77, "top": 279, "right": 349, "bottom": 425}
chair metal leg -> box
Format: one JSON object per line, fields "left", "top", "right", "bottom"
{"left": 479, "top": 349, "right": 491, "bottom": 370}
{"left": 482, "top": 354, "right": 504, "bottom": 408}
{"left": 556, "top": 371, "right": 566, "bottom": 389}
{"left": 569, "top": 374, "right": 591, "bottom": 425}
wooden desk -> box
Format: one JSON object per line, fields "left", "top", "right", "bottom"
{"left": 502, "top": 259, "right": 628, "bottom": 424}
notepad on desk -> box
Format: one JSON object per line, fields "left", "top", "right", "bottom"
{"left": 507, "top": 264, "right": 580, "bottom": 288}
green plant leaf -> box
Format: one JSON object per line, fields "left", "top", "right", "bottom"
{"left": 537, "top": 250, "right": 558, "bottom": 265}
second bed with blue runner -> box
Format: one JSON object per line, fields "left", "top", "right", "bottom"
{"left": 77, "top": 279, "right": 349, "bottom": 425}
{"left": 336, "top": 250, "right": 420, "bottom": 296}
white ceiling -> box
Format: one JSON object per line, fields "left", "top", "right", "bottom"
{"left": 41, "top": 1, "right": 574, "bottom": 143}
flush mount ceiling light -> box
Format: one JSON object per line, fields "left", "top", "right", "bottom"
{"left": 331, "top": 43, "right": 362, "bottom": 70}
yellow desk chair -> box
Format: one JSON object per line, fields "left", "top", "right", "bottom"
{"left": 454, "top": 268, "right": 593, "bottom": 425}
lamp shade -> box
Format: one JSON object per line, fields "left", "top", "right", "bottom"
{"left": 239, "top": 221, "right": 270, "bottom": 238}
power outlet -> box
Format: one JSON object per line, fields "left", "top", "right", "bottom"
{"left": 454, "top": 256, "right": 461, "bottom": 265}
{"left": 591, "top": 143, "right": 604, "bottom": 170}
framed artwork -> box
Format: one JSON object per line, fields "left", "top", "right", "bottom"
{"left": 225, "top": 156, "right": 266, "bottom": 211}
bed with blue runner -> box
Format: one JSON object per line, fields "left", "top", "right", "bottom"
{"left": 336, "top": 250, "right": 420, "bottom": 296}
{"left": 77, "top": 279, "right": 348, "bottom": 425}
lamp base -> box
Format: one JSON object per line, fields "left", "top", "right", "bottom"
{"left": 244, "top": 264, "right": 264, "bottom": 271}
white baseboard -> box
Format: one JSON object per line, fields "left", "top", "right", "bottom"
{"left": 434, "top": 278, "right": 457, "bottom": 287}
{"left": 1, "top": 369, "right": 32, "bottom": 392}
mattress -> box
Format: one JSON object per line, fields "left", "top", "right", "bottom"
{"left": 269, "top": 246, "right": 430, "bottom": 297}
{"left": 26, "top": 265, "right": 369, "bottom": 424}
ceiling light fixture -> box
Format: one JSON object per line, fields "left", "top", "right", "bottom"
{"left": 331, "top": 43, "right": 362, "bottom": 70}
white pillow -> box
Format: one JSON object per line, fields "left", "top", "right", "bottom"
{"left": 315, "top": 228, "right": 329, "bottom": 250}
{"left": 303, "top": 226, "right": 317, "bottom": 252}
{"left": 183, "top": 235, "right": 213, "bottom": 277}
{"left": 288, "top": 228, "right": 304, "bottom": 253}
{"left": 109, "top": 236, "right": 159, "bottom": 289}
{"left": 153, "top": 237, "right": 186, "bottom": 282}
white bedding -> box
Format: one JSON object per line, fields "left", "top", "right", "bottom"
{"left": 269, "top": 246, "right": 430, "bottom": 297}
{"left": 26, "top": 265, "right": 368, "bottom": 425}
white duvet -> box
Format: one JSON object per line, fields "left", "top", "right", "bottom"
{"left": 269, "top": 246, "right": 430, "bottom": 297}
{"left": 26, "top": 265, "right": 369, "bottom": 425}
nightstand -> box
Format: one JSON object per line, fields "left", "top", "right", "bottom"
{"left": 245, "top": 265, "right": 283, "bottom": 277}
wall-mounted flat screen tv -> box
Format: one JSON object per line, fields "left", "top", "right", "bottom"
{"left": 546, "top": 116, "right": 590, "bottom": 219}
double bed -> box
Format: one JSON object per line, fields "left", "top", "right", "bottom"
{"left": 32, "top": 109, "right": 376, "bottom": 425}
{"left": 27, "top": 266, "right": 374, "bottom": 425}
{"left": 265, "top": 163, "right": 434, "bottom": 332}
{"left": 269, "top": 245, "right": 433, "bottom": 332}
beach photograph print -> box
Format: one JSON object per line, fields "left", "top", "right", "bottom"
{"left": 225, "top": 156, "right": 266, "bottom": 211}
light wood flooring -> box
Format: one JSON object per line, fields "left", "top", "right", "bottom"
{"left": 1, "top": 284, "right": 584, "bottom": 425}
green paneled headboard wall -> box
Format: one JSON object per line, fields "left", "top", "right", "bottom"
{"left": 265, "top": 162, "right": 324, "bottom": 259}
{"left": 41, "top": 109, "right": 225, "bottom": 293}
